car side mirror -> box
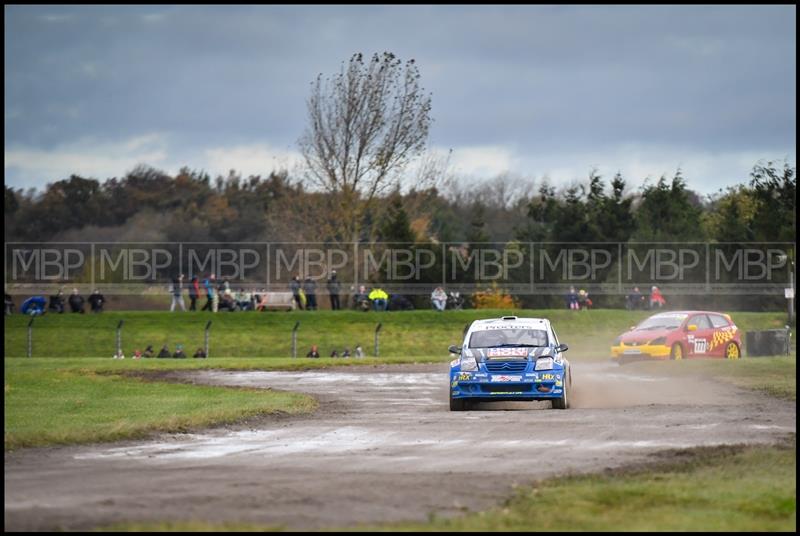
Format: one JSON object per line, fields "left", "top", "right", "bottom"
{"left": 555, "top": 343, "right": 569, "bottom": 353}
{"left": 448, "top": 344, "right": 462, "bottom": 354}
{"left": 686, "top": 324, "right": 697, "bottom": 332}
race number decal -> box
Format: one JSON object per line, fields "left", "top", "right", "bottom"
{"left": 693, "top": 339, "right": 707, "bottom": 354}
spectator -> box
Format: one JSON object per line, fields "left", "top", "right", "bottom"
{"left": 255, "top": 291, "right": 270, "bottom": 312}
{"left": 49, "top": 290, "right": 65, "bottom": 314}
{"left": 202, "top": 274, "right": 217, "bottom": 312}
{"left": 303, "top": 276, "right": 318, "bottom": 311}
{"left": 157, "top": 344, "right": 171, "bottom": 358}
{"left": 431, "top": 287, "right": 447, "bottom": 312}
{"left": 88, "top": 289, "right": 105, "bottom": 313}
{"left": 290, "top": 275, "right": 304, "bottom": 310}
{"left": 133, "top": 349, "right": 142, "bottom": 360}
{"left": 306, "top": 344, "right": 320, "bottom": 358}
{"left": 143, "top": 345, "right": 155, "bottom": 358}
{"left": 211, "top": 276, "right": 220, "bottom": 312}
{"left": 68, "top": 288, "right": 85, "bottom": 313}
{"left": 193, "top": 347, "right": 207, "bottom": 358}
{"left": 170, "top": 275, "right": 186, "bottom": 312}
{"left": 5, "top": 292, "right": 14, "bottom": 315}
{"left": 188, "top": 275, "right": 200, "bottom": 311}
{"left": 566, "top": 286, "right": 579, "bottom": 310}
{"left": 327, "top": 270, "right": 341, "bottom": 310}
{"left": 173, "top": 344, "right": 187, "bottom": 358}
{"left": 354, "top": 345, "right": 364, "bottom": 358}
{"left": 21, "top": 296, "right": 47, "bottom": 316}
{"left": 578, "top": 289, "right": 592, "bottom": 310}
{"left": 369, "top": 287, "right": 389, "bottom": 311}
{"left": 352, "top": 285, "right": 370, "bottom": 312}
{"left": 626, "top": 287, "right": 645, "bottom": 310}
{"left": 330, "top": 349, "right": 339, "bottom": 358}
{"left": 236, "top": 288, "right": 253, "bottom": 311}
{"left": 219, "top": 288, "right": 236, "bottom": 312}
{"left": 447, "top": 291, "right": 465, "bottom": 311}
{"left": 341, "top": 347, "right": 351, "bottom": 358}
{"left": 650, "top": 286, "right": 666, "bottom": 309}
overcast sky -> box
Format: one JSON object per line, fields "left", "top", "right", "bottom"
{"left": 4, "top": 5, "right": 796, "bottom": 195}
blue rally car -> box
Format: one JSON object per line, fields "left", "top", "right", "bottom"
{"left": 449, "top": 316, "right": 572, "bottom": 411}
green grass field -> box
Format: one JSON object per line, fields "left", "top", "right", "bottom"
{"left": 4, "top": 308, "right": 794, "bottom": 358}
{"left": 3, "top": 354, "right": 447, "bottom": 451}
{"left": 3, "top": 361, "right": 317, "bottom": 451}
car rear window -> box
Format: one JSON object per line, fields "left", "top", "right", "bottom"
{"left": 709, "top": 314, "right": 730, "bottom": 328}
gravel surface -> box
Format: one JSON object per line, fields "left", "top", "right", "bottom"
{"left": 4, "top": 360, "right": 795, "bottom": 531}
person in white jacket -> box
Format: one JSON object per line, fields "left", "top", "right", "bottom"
{"left": 431, "top": 287, "right": 447, "bottom": 311}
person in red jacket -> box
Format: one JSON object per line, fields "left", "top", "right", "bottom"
{"left": 650, "top": 286, "right": 666, "bottom": 309}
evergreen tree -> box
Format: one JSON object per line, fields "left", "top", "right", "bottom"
{"left": 633, "top": 169, "right": 704, "bottom": 242}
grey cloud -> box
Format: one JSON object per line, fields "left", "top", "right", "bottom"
{"left": 4, "top": 5, "right": 795, "bottom": 191}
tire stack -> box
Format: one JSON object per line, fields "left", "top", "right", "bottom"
{"left": 745, "top": 329, "right": 791, "bottom": 357}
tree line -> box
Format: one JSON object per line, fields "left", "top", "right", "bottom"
{"left": 5, "top": 160, "right": 794, "bottom": 246}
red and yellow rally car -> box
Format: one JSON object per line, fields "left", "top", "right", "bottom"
{"left": 611, "top": 311, "right": 742, "bottom": 362}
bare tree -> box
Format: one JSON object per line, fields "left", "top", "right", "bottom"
{"left": 299, "top": 52, "right": 432, "bottom": 242}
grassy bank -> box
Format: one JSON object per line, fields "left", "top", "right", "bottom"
{"left": 4, "top": 309, "right": 794, "bottom": 358}
{"left": 4, "top": 360, "right": 316, "bottom": 451}
{"left": 4, "top": 355, "right": 448, "bottom": 451}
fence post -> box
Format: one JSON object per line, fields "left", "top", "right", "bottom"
{"left": 116, "top": 320, "right": 124, "bottom": 356}
{"left": 292, "top": 321, "right": 300, "bottom": 358}
{"left": 374, "top": 322, "right": 382, "bottom": 357}
{"left": 205, "top": 320, "right": 212, "bottom": 358}
{"left": 27, "top": 317, "right": 35, "bottom": 358}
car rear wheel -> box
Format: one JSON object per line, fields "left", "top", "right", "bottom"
{"left": 552, "top": 368, "right": 569, "bottom": 409}
{"left": 670, "top": 343, "right": 683, "bottom": 360}
{"left": 725, "top": 342, "right": 741, "bottom": 360}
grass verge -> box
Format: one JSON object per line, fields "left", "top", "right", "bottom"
{"left": 4, "top": 360, "right": 316, "bottom": 451}
{"left": 5, "top": 309, "right": 794, "bottom": 359}
{"left": 4, "top": 355, "right": 449, "bottom": 451}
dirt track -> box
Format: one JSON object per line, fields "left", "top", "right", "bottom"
{"left": 4, "top": 361, "right": 796, "bottom": 531}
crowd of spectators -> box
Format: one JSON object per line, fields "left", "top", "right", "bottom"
{"left": 306, "top": 344, "right": 364, "bottom": 358}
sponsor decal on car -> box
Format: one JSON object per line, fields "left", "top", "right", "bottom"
{"left": 487, "top": 347, "right": 529, "bottom": 357}
{"left": 458, "top": 372, "right": 472, "bottom": 381}
{"left": 708, "top": 326, "right": 737, "bottom": 352}
{"left": 491, "top": 375, "right": 522, "bottom": 382}
{"left": 540, "top": 373, "right": 556, "bottom": 381}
